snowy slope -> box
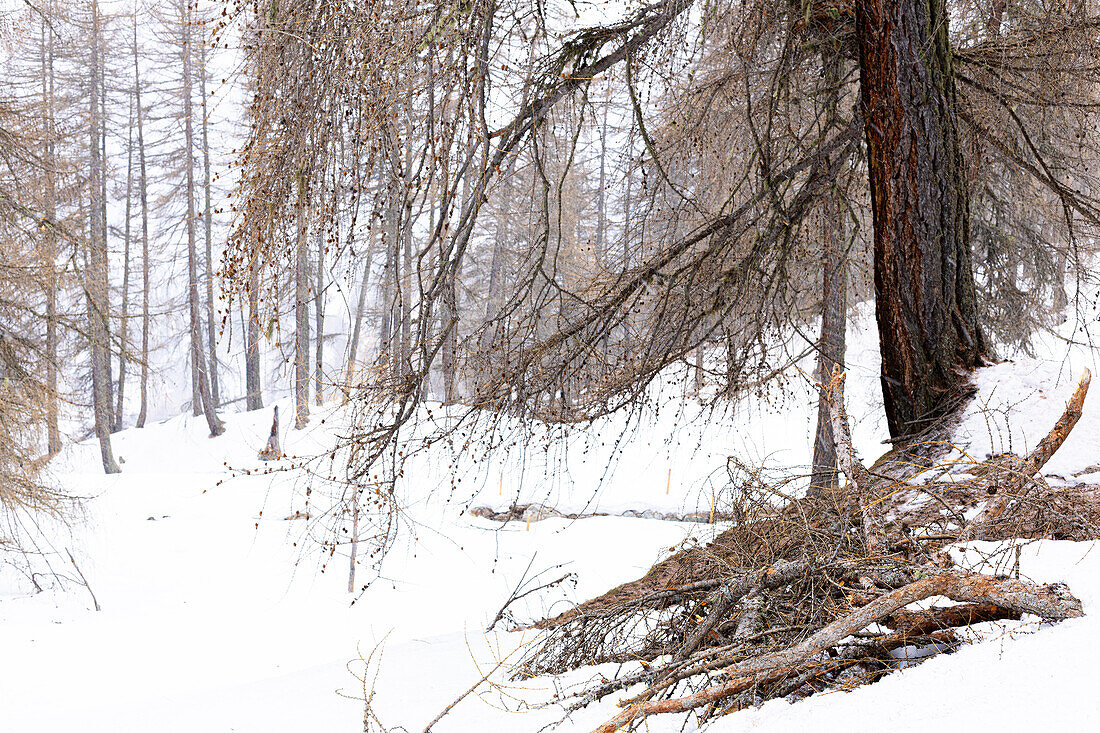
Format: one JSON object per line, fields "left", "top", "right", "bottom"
{"left": 1, "top": 305, "right": 1099, "bottom": 732}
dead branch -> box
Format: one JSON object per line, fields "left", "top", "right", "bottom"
{"left": 885, "top": 603, "right": 1021, "bottom": 636}
{"left": 518, "top": 369, "right": 1094, "bottom": 731}
{"left": 824, "top": 367, "right": 890, "bottom": 555}
{"left": 964, "top": 369, "right": 1091, "bottom": 539}
{"left": 593, "top": 569, "right": 1081, "bottom": 732}
{"left": 65, "top": 547, "right": 101, "bottom": 612}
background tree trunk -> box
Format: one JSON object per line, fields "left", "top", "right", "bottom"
{"left": 855, "top": 0, "right": 988, "bottom": 439}
{"left": 379, "top": 180, "right": 397, "bottom": 372}
{"left": 809, "top": 52, "right": 848, "bottom": 494}
{"left": 294, "top": 176, "right": 311, "bottom": 429}
{"left": 314, "top": 219, "right": 325, "bottom": 405}
{"left": 245, "top": 245, "right": 263, "bottom": 411}
{"left": 99, "top": 31, "right": 114, "bottom": 420}
{"left": 810, "top": 195, "right": 847, "bottom": 494}
{"left": 41, "top": 18, "right": 61, "bottom": 455}
{"left": 182, "top": 0, "right": 222, "bottom": 436}
{"left": 134, "top": 11, "right": 151, "bottom": 429}
{"left": 199, "top": 29, "right": 219, "bottom": 408}
{"left": 345, "top": 260, "right": 370, "bottom": 393}
{"left": 88, "top": 1, "right": 120, "bottom": 473}
{"left": 115, "top": 93, "right": 134, "bottom": 431}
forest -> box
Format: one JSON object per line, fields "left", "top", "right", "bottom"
{"left": 1, "top": 1, "right": 1099, "bottom": 731}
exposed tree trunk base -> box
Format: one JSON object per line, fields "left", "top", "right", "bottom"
{"left": 257, "top": 406, "right": 282, "bottom": 461}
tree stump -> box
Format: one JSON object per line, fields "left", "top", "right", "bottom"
{"left": 258, "top": 406, "right": 282, "bottom": 461}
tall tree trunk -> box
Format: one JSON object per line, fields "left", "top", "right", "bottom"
{"left": 41, "top": 17, "right": 61, "bottom": 455}
{"left": 441, "top": 173, "right": 466, "bottom": 406}
{"left": 595, "top": 90, "right": 612, "bottom": 375}
{"left": 199, "top": 30, "right": 219, "bottom": 407}
{"left": 855, "top": 0, "right": 988, "bottom": 439}
{"left": 595, "top": 88, "right": 609, "bottom": 264}
{"left": 810, "top": 195, "right": 847, "bottom": 495}
{"left": 484, "top": 166, "right": 512, "bottom": 324}
{"left": 134, "top": 10, "right": 151, "bottom": 428}
{"left": 345, "top": 260, "right": 370, "bottom": 393}
{"left": 441, "top": 272, "right": 458, "bottom": 404}
{"left": 115, "top": 92, "right": 135, "bottom": 431}
{"left": 809, "top": 52, "right": 849, "bottom": 494}
{"left": 314, "top": 219, "right": 325, "bottom": 405}
{"left": 183, "top": 0, "right": 222, "bottom": 436}
{"left": 379, "top": 181, "right": 397, "bottom": 369}
{"left": 100, "top": 31, "right": 114, "bottom": 417}
{"left": 397, "top": 133, "right": 413, "bottom": 385}
{"left": 88, "top": 1, "right": 120, "bottom": 473}
{"left": 294, "top": 174, "right": 311, "bottom": 429}
{"left": 399, "top": 196, "right": 412, "bottom": 385}
{"left": 245, "top": 239, "right": 263, "bottom": 411}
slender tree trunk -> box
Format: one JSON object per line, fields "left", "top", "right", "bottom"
{"left": 114, "top": 93, "right": 135, "bottom": 431}
{"left": 134, "top": 11, "right": 151, "bottom": 428}
{"left": 379, "top": 181, "right": 397, "bottom": 368}
{"left": 88, "top": 2, "right": 120, "bottom": 473}
{"left": 100, "top": 33, "right": 114, "bottom": 417}
{"left": 595, "top": 91, "right": 612, "bottom": 374}
{"left": 595, "top": 88, "right": 609, "bottom": 264}
{"left": 441, "top": 273, "right": 458, "bottom": 404}
{"left": 199, "top": 30, "right": 219, "bottom": 407}
{"left": 441, "top": 174, "right": 464, "bottom": 405}
{"left": 693, "top": 345, "right": 704, "bottom": 395}
{"left": 809, "top": 52, "right": 849, "bottom": 494}
{"left": 400, "top": 198, "right": 412, "bottom": 384}
{"left": 294, "top": 175, "right": 311, "bottom": 429}
{"left": 245, "top": 239, "right": 263, "bottom": 411}
{"left": 41, "top": 18, "right": 61, "bottom": 455}
{"left": 421, "top": 198, "right": 437, "bottom": 404}
{"left": 182, "top": 0, "right": 222, "bottom": 436}
{"left": 314, "top": 219, "right": 325, "bottom": 405}
{"left": 855, "top": 0, "right": 988, "bottom": 439}
{"left": 810, "top": 195, "right": 848, "bottom": 495}
{"left": 345, "top": 260, "right": 370, "bottom": 391}
{"left": 484, "top": 155, "right": 516, "bottom": 323}
{"left": 397, "top": 135, "right": 413, "bottom": 384}
{"left": 1052, "top": 242, "right": 1069, "bottom": 313}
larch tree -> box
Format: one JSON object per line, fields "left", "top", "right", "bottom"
{"left": 132, "top": 4, "right": 152, "bottom": 429}
{"left": 86, "top": 0, "right": 120, "bottom": 473}
{"left": 197, "top": 11, "right": 219, "bottom": 408}
{"left": 855, "top": 0, "right": 989, "bottom": 438}
{"left": 179, "top": 0, "right": 222, "bottom": 436}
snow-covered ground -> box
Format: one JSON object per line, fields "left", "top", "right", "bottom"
{"left": 2, "top": 306, "right": 1099, "bottom": 732}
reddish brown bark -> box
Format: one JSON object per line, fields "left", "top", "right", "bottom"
{"left": 855, "top": 0, "right": 988, "bottom": 438}
{"left": 886, "top": 603, "right": 1021, "bottom": 636}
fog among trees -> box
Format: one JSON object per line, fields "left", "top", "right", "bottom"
{"left": 2, "top": 1, "right": 1100, "bottom": 730}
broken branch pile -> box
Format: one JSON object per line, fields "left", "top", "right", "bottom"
{"left": 518, "top": 369, "right": 1092, "bottom": 732}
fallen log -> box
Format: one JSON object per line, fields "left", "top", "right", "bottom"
{"left": 885, "top": 603, "right": 1020, "bottom": 636}
{"left": 593, "top": 569, "right": 1082, "bottom": 733}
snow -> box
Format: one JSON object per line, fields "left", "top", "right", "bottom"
{"left": 2, "top": 305, "right": 1099, "bottom": 731}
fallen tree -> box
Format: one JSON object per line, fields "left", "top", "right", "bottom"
{"left": 518, "top": 369, "right": 1093, "bottom": 731}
